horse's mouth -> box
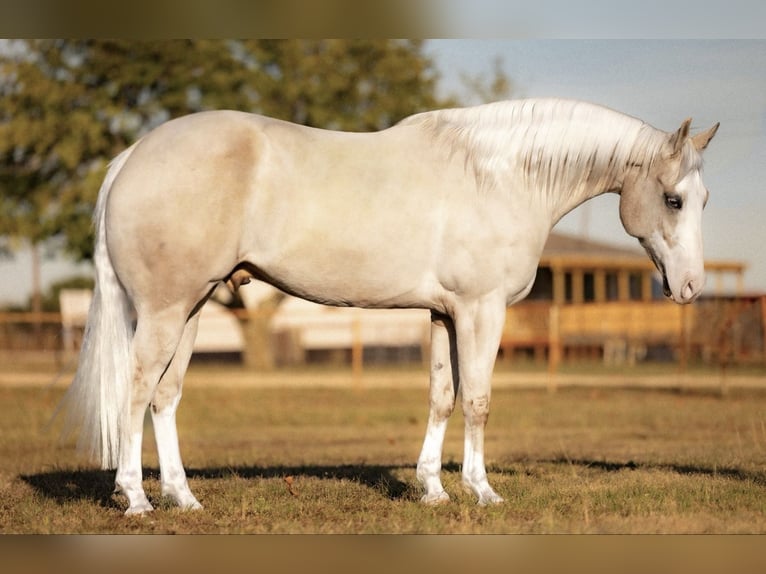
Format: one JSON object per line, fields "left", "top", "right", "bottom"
{"left": 661, "top": 273, "right": 672, "bottom": 298}
{"left": 640, "top": 239, "right": 672, "bottom": 298}
{"left": 653, "top": 257, "right": 673, "bottom": 299}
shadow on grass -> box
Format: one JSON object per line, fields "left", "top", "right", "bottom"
{"left": 539, "top": 457, "right": 766, "bottom": 487}
{"left": 21, "top": 468, "right": 116, "bottom": 508}
{"left": 185, "top": 462, "right": 429, "bottom": 500}
{"left": 20, "top": 462, "right": 462, "bottom": 509}
{"left": 21, "top": 458, "right": 765, "bottom": 511}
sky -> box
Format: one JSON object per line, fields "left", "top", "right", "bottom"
{"left": 0, "top": 38, "right": 765, "bottom": 306}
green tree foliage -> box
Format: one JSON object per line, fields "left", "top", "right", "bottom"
{"left": 0, "top": 39, "right": 451, "bottom": 263}
{"left": 252, "top": 39, "right": 445, "bottom": 129}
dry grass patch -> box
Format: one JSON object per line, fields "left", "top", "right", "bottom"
{"left": 1, "top": 379, "right": 765, "bottom": 533}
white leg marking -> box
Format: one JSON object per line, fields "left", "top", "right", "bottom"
{"left": 152, "top": 397, "right": 202, "bottom": 510}
{"left": 417, "top": 418, "right": 451, "bottom": 504}
{"left": 462, "top": 402, "right": 504, "bottom": 506}
{"left": 115, "top": 431, "right": 154, "bottom": 516}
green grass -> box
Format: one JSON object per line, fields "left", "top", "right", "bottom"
{"left": 1, "top": 375, "right": 766, "bottom": 533}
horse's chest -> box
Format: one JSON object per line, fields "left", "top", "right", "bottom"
{"left": 495, "top": 224, "right": 549, "bottom": 305}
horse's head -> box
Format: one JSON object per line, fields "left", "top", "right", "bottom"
{"left": 619, "top": 118, "right": 719, "bottom": 304}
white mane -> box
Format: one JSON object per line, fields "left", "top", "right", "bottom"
{"left": 400, "top": 98, "right": 669, "bottom": 198}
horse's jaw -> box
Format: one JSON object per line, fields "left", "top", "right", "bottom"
{"left": 640, "top": 234, "right": 705, "bottom": 304}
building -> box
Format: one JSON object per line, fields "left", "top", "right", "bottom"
{"left": 530, "top": 232, "right": 746, "bottom": 304}
{"left": 501, "top": 232, "right": 750, "bottom": 365}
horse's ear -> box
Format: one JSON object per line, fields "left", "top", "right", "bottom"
{"left": 691, "top": 122, "right": 720, "bottom": 151}
{"left": 668, "top": 118, "right": 692, "bottom": 156}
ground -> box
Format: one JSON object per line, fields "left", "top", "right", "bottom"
{"left": 1, "top": 361, "right": 765, "bottom": 534}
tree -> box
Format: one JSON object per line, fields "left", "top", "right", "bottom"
{"left": 0, "top": 41, "right": 98, "bottom": 311}
{"left": 251, "top": 39, "right": 446, "bottom": 129}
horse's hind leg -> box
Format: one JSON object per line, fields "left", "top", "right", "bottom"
{"left": 150, "top": 313, "right": 202, "bottom": 510}
{"left": 115, "top": 304, "right": 189, "bottom": 516}
{"left": 416, "top": 312, "right": 459, "bottom": 504}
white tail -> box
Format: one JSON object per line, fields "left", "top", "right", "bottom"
{"left": 60, "top": 143, "right": 138, "bottom": 469}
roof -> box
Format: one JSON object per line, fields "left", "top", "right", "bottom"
{"left": 543, "top": 232, "right": 644, "bottom": 260}
{"left": 541, "top": 232, "right": 746, "bottom": 273}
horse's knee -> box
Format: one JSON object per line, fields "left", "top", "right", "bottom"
{"left": 430, "top": 399, "right": 455, "bottom": 421}
{"left": 151, "top": 377, "right": 182, "bottom": 414}
{"left": 429, "top": 380, "right": 456, "bottom": 420}
{"left": 463, "top": 394, "right": 490, "bottom": 426}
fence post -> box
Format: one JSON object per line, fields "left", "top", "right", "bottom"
{"left": 351, "top": 311, "right": 363, "bottom": 389}
{"left": 548, "top": 304, "right": 561, "bottom": 392}
{"left": 761, "top": 295, "right": 766, "bottom": 368}
{"left": 678, "top": 304, "right": 689, "bottom": 374}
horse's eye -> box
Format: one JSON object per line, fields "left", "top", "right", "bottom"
{"left": 664, "top": 193, "right": 683, "bottom": 210}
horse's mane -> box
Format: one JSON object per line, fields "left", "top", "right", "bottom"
{"left": 399, "top": 98, "right": 673, "bottom": 198}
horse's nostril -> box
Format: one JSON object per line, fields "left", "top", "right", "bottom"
{"left": 682, "top": 280, "right": 697, "bottom": 302}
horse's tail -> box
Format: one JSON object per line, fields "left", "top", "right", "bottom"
{"left": 59, "top": 143, "right": 139, "bottom": 469}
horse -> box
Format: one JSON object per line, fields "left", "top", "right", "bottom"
{"left": 61, "top": 98, "right": 719, "bottom": 515}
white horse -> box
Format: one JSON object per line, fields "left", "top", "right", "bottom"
{"left": 62, "top": 98, "right": 719, "bottom": 515}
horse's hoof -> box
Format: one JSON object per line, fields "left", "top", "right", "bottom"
{"left": 124, "top": 501, "right": 155, "bottom": 516}
{"left": 421, "top": 490, "right": 450, "bottom": 505}
{"left": 477, "top": 492, "right": 505, "bottom": 506}
{"left": 162, "top": 488, "right": 203, "bottom": 511}
{"left": 180, "top": 500, "right": 203, "bottom": 511}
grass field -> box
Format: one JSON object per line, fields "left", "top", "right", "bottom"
{"left": 1, "top": 364, "right": 766, "bottom": 533}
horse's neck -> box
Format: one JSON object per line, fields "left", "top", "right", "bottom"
{"left": 543, "top": 163, "right": 624, "bottom": 227}
{"left": 475, "top": 102, "right": 652, "bottom": 225}
{"left": 509, "top": 129, "right": 635, "bottom": 228}
{"left": 412, "top": 99, "right": 661, "bottom": 227}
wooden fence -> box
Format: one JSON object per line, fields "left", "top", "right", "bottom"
{"left": 1, "top": 295, "right": 764, "bottom": 373}
{"left": 501, "top": 296, "right": 766, "bottom": 370}
{"left": 0, "top": 312, "right": 66, "bottom": 351}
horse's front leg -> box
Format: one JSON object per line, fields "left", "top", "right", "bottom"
{"left": 454, "top": 295, "right": 506, "bottom": 505}
{"left": 416, "top": 312, "right": 459, "bottom": 504}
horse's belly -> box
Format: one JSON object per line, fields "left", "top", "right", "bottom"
{"left": 256, "top": 234, "right": 438, "bottom": 309}
{"left": 246, "top": 174, "right": 446, "bottom": 309}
